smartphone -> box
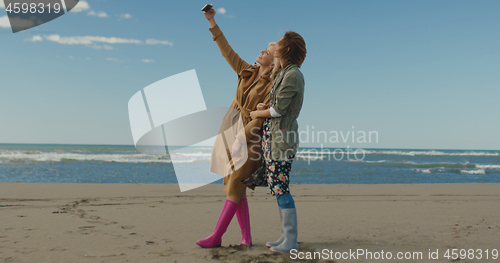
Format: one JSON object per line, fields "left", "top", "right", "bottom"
{"left": 201, "top": 4, "right": 212, "bottom": 12}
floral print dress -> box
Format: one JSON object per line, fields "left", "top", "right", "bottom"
{"left": 262, "top": 118, "right": 295, "bottom": 196}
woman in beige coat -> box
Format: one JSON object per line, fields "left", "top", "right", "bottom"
{"left": 197, "top": 5, "right": 278, "bottom": 248}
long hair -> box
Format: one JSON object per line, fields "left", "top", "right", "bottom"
{"left": 268, "top": 42, "right": 280, "bottom": 80}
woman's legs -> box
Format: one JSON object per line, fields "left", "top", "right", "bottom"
{"left": 196, "top": 194, "right": 241, "bottom": 248}
{"left": 196, "top": 188, "right": 249, "bottom": 248}
{"left": 266, "top": 193, "right": 297, "bottom": 249}
{"left": 265, "top": 156, "right": 298, "bottom": 253}
{"left": 270, "top": 198, "right": 298, "bottom": 253}
{"left": 235, "top": 188, "right": 252, "bottom": 246}
{"left": 226, "top": 192, "right": 243, "bottom": 204}
{"left": 276, "top": 193, "right": 295, "bottom": 208}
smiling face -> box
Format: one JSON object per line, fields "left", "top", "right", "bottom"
{"left": 255, "top": 44, "right": 276, "bottom": 67}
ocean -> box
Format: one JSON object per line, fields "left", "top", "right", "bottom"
{"left": 0, "top": 144, "right": 499, "bottom": 185}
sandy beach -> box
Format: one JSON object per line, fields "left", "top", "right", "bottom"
{"left": 1, "top": 183, "right": 499, "bottom": 262}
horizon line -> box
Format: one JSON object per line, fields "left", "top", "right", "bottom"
{"left": 0, "top": 142, "right": 498, "bottom": 152}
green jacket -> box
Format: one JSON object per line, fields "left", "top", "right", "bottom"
{"left": 269, "top": 63, "right": 305, "bottom": 160}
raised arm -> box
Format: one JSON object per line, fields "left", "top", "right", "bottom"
{"left": 204, "top": 5, "right": 251, "bottom": 75}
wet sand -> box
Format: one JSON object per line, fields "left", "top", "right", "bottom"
{"left": 1, "top": 183, "right": 499, "bottom": 262}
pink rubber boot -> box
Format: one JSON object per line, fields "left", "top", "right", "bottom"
{"left": 196, "top": 199, "right": 238, "bottom": 248}
{"left": 236, "top": 198, "right": 252, "bottom": 246}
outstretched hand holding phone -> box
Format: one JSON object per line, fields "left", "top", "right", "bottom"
{"left": 202, "top": 4, "right": 217, "bottom": 28}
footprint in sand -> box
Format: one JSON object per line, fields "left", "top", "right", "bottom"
{"left": 148, "top": 251, "right": 170, "bottom": 257}
{"left": 208, "top": 243, "right": 324, "bottom": 263}
{"left": 49, "top": 246, "right": 67, "bottom": 252}
{"left": 79, "top": 226, "right": 95, "bottom": 229}
{"left": 78, "top": 226, "right": 98, "bottom": 234}
{"left": 128, "top": 245, "right": 141, "bottom": 249}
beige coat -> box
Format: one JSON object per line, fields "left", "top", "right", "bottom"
{"left": 208, "top": 24, "right": 272, "bottom": 196}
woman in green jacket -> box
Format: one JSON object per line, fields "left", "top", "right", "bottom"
{"left": 250, "top": 31, "right": 306, "bottom": 253}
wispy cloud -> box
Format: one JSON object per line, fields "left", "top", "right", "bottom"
{"left": 119, "top": 13, "right": 133, "bottom": 19}
{"left": 90, "top": 44, "right": 114, "bottom": 50}
{"left": 0, "top": 16, "right": 10, "bottom": 28}
{"left": 44, "top": 34, "right": 141, "bottom": 44}
{"left": 217, "top": 7, "right": 226, "bottom": 14}
{"left": 145, "top": 38, "right": 173, "bottom": 46}
{"left": 67, "top": 0, "right": 90, "bottom": 12}
{"left": 216, "top": 7, "right": 233, "bottom": 18}
{"left": 64, "top": 0, "right": 106, "bottom": 18}
{"left": 106, "top": 57, "right": 129, "bottom": 63}
{"left": 0, "top": 16, "right": 39, "bottom": 28}
{"left": 25, "top": 35, "right": 43, "bottom": 42}
{"left": 87, "top": 10, "right": 108, "bottom": 18}
{"left": 142, "top": 59, "right": 155, "bottom": 63}
{"left": 24, "top": 34, "right": 173, "bottom": 49}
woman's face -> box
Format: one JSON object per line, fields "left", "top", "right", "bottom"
{"left": 256, "top": 44, "right": 276, "bottom": 67}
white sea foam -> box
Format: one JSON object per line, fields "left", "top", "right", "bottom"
{"left": 175, "top": 152, "right": 212, "bottom": 157}
{"left": 0, "top": 150, "right": 210, "bottom": 164}
{"left": 413, "top": 167, "right": 446, "bottom": 173}
{"left": 296, "top": 154, "right": 325, "bottom": 160}
{"left": 345, "top": 159, "right": 388, "bottom": 163}
{"left": 460, "top": 169, "right": 486, "bottom": 175}
{"left": 476, "top": 164, "right": 500, "bottom": 170}
{"left": 297, "top": 149, "right": 360, "bottom": 155}
{"left": 362, "top": 150, "right": 499, "bottom": 156}
{"left": 297, "top": 149, "right": 499, "bottom": 156}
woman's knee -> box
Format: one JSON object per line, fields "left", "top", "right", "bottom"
{"left": 240, "top": 188, "right": 247, "bottom": 199}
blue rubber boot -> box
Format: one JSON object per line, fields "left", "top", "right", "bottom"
{"left": 266, "top": 208, "right": 284, "bottom": 248}
{"left": 270, "top": 208, "right": 298, "bottom": 253}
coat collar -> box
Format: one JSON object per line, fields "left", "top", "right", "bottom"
{"left": 272, "top": 63, "right": 298, "bottom": 89}
{"left": 240, "top": 65, "right": 272, "bottom": 82}
{"left": 282, "top": 63, "right": 298, "bottom": 72}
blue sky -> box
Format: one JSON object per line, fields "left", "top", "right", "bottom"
{"left": 1, "top": 0, "right": 499, "bottom": 150}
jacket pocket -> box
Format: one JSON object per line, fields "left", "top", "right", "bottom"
{"left": 273, "top": 118, "right": 297, "bottom": 150}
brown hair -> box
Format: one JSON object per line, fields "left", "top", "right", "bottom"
{"left": 276, "top": 31, "right": 307, "bottom": 68}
